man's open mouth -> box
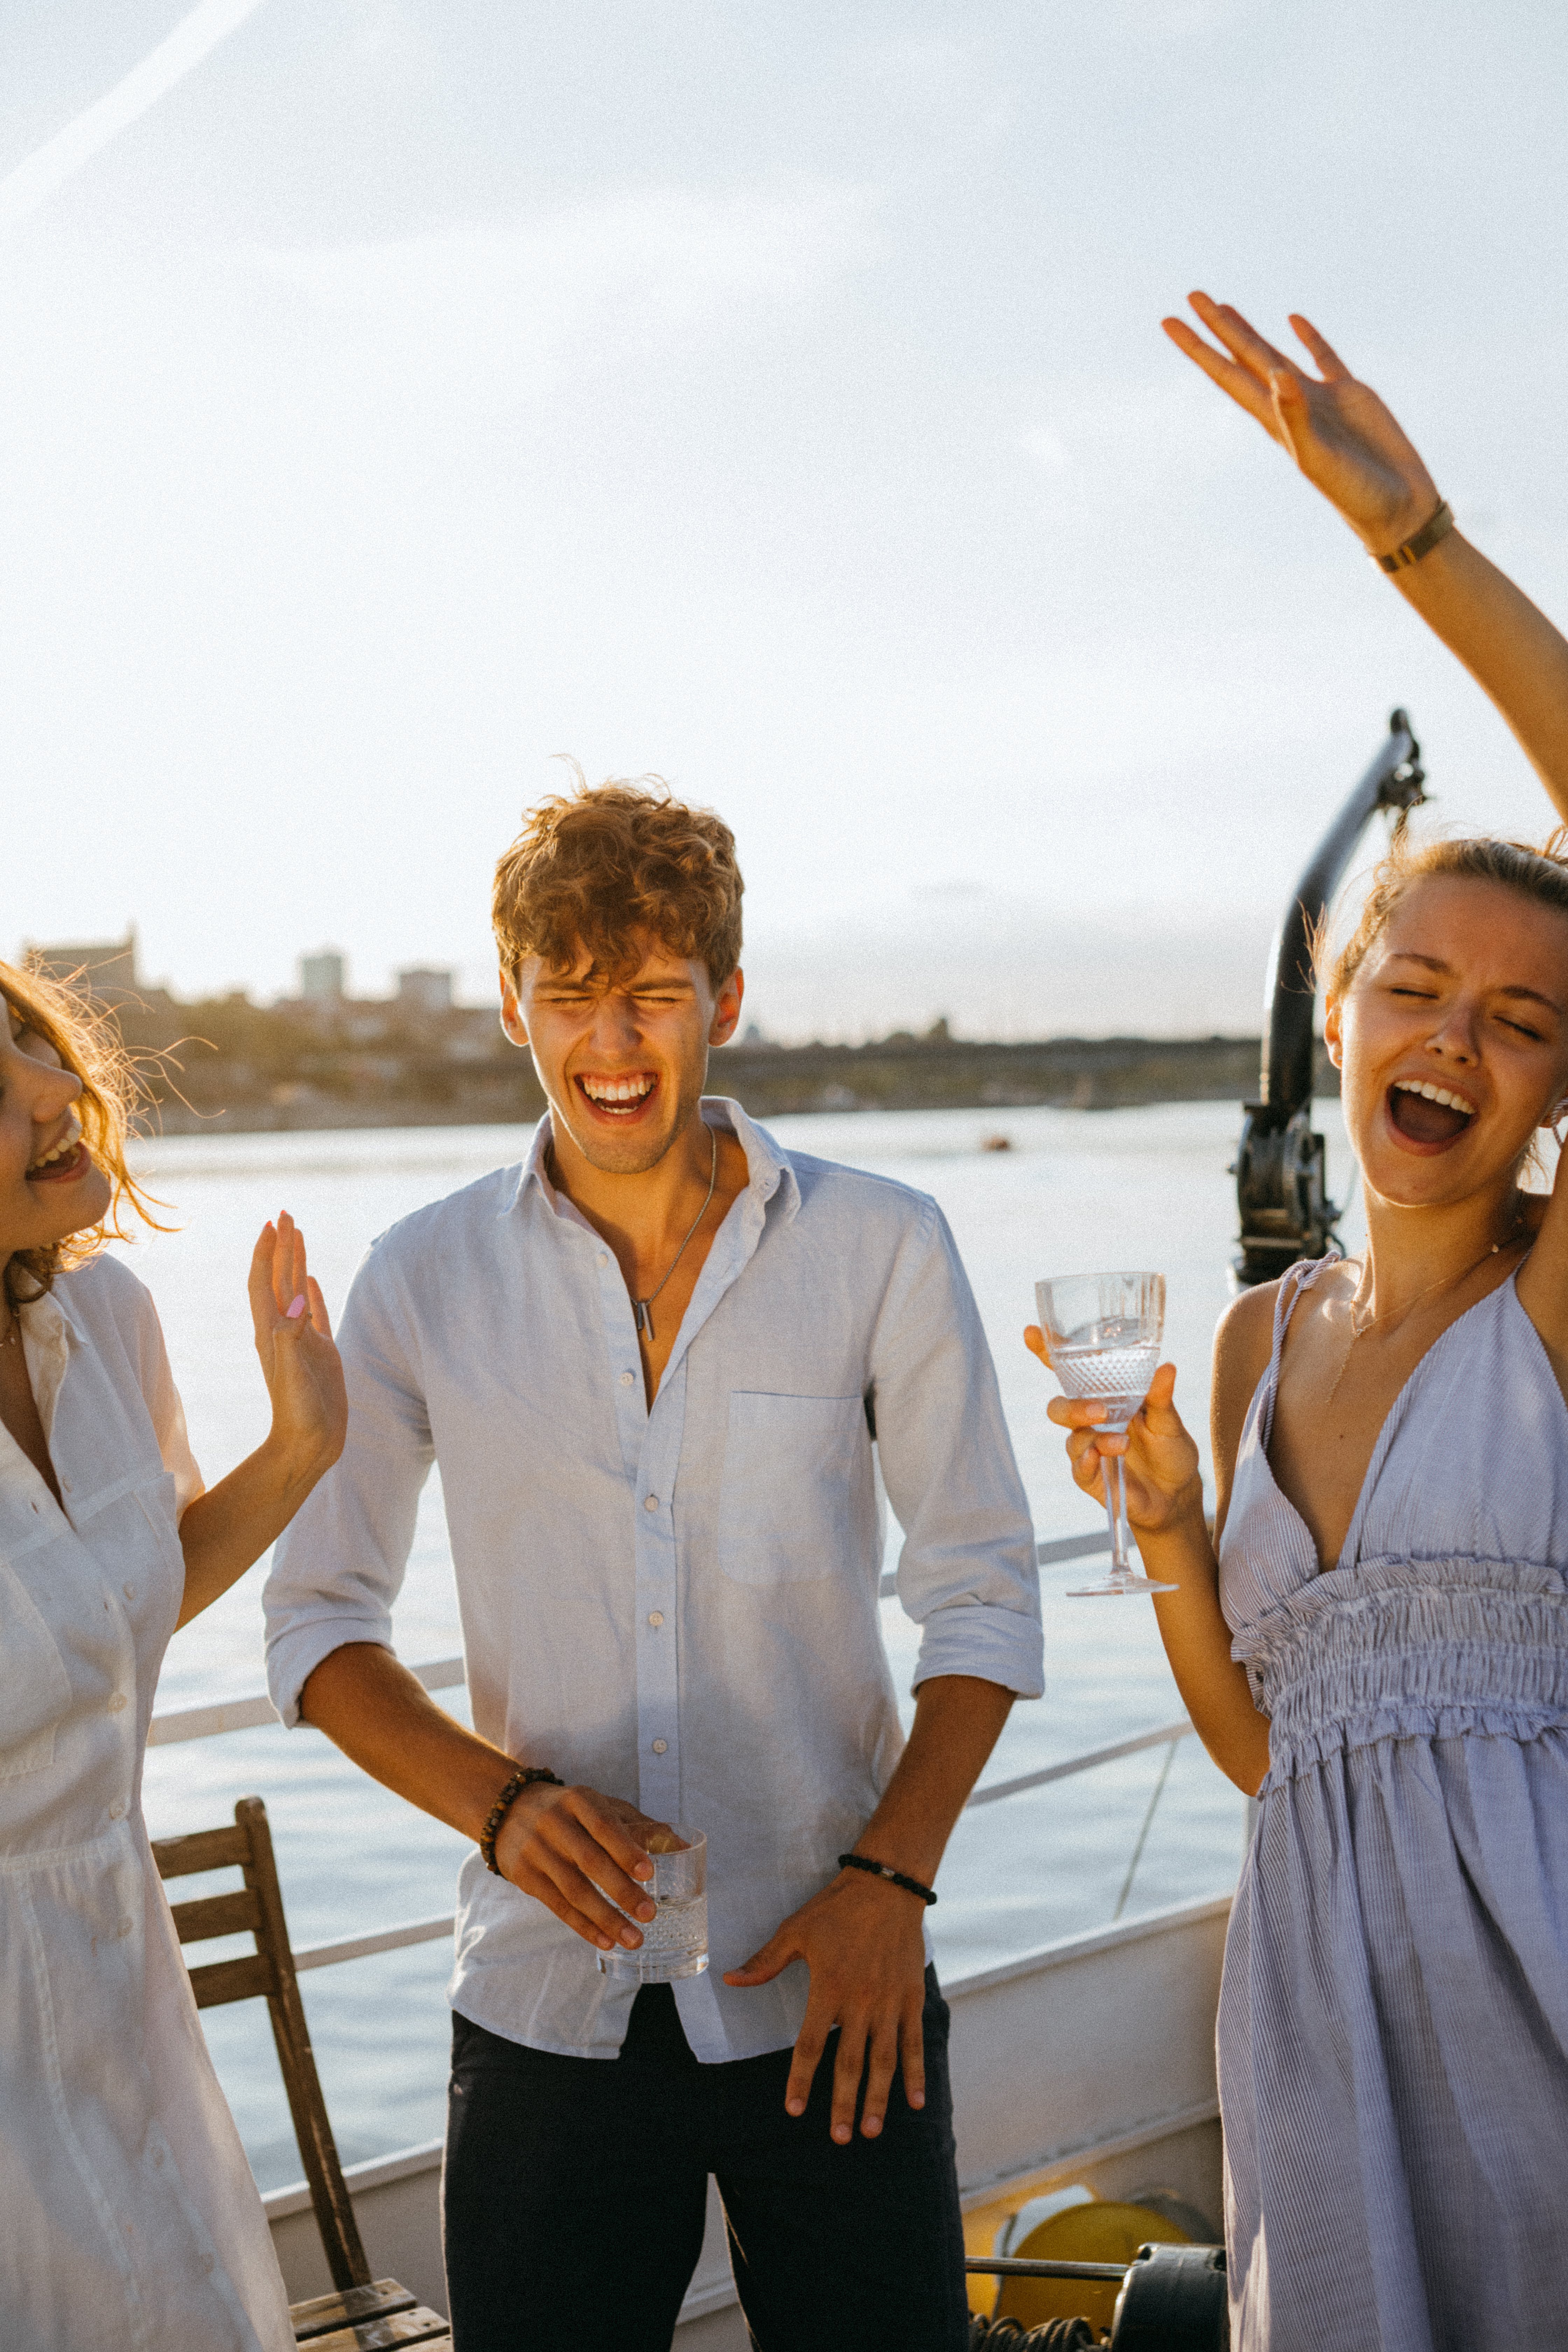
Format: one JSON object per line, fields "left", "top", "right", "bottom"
{"left": 1387, "top": 1079, "right": 1476, "bottom": 1148}
{"left": 575, "top": 1073, "right": 659, "bottom": 1119}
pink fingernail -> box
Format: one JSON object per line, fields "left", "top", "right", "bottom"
{"left": 286, "top": 1295, "right": 307, "bottom": 1320}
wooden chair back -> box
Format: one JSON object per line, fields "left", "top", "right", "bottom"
{"left": 151, "top": 1794, "right": 371, "bottom": 2295}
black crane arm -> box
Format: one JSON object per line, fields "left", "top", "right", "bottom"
{"left": 1232, "top": 708, "right": 1426, "bottom": 1287}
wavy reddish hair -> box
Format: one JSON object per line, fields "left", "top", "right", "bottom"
{"left": 1, "top": 958, "right": 170, "bottom": 1310}
{"left": 492, "top": 770, "right": 744, "bottom": 988}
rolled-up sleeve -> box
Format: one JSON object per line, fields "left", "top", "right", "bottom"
{"left": 264, "top": 1242, "right": 434, "bottom": 1726}
{"left": 870, "top": 1200, "right": 1043, "bottom": 1699}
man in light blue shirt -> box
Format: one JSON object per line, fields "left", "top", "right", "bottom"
{"left": 265, "top": 778, "right": 1041, "bottom": 2351}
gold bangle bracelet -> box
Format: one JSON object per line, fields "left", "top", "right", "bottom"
{"left": 1374, "top": 499, "right": 1454, "bottom": 575}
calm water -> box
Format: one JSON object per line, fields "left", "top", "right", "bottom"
{"left": 123, "top": 1098, "right": 1362, "bottom": 2190}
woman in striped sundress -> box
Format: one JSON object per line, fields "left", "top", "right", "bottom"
{"left": 1029, "top": 300, "right": 1568, "bottom": 2350}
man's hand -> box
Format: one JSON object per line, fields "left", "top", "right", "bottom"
{"left": 724, "top": 1870, "right": 928, "bottom": 2142}
{"left": 494, "top": 1782, "right": 664, "bottom": 1954}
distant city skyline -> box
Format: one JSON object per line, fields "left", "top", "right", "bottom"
{"left": 5, "top": 3, "right": 1565, "bottom": 1037}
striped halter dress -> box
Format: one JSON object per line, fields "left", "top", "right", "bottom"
{"left": 1216, "top": 1255, "right": 1568, "bottom": 2350}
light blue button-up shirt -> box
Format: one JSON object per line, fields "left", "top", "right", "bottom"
{"left": 264, "top": 1099, "right": 1041, "bottom": 2062}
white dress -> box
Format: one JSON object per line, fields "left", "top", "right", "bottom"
{"left": 0, "top": 1255, "right": 293, "bottom": 2352}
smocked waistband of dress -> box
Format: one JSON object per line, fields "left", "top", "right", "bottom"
{"left": 1262, "top": 1698, "right": 1568, "bottom": 1779}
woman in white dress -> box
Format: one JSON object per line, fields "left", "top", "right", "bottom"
{"left": 0, "top": 959, "right": 346, "bottom": 2352}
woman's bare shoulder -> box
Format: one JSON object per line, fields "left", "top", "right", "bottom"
{"left": 1211, "top": 1277, "right": 1289, "bottom": 1454}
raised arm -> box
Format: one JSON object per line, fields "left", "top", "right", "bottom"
{"left": 1165, "top": 292, "right": 1568, "bottom": 818}
{"left": 175, "top": 1214, "right": 346, "bottom": 1627}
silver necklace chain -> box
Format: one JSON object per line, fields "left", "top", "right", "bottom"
{"left": 632, "top": 1126, "right": 718, "bottom": 1343}
{"left": 1325, "top": 1214, "right": 1523, "bottom": 1408}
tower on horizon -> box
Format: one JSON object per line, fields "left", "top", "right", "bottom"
{"left": 299, "top": 949, "right": 346, "bottom": 1004}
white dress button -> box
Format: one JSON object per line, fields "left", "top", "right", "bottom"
{"left": 108, "top": 1799, "right": 127, "bottom": 1821}
{"left": 648, "top": 1611, "right": 664, "bottom": 1629}
{"left": 598, "top": 1251, "right": 609, "bottom": 1266}
{"left": 107, "top": 1693, "right": 128, "bottom": 1714}
{"left": 651, "top": 1738, "right": 667, "bottom": 1754}
{"left": 644, "top": 1495, "right": 659, "bottom": 1512}
{"left": 620, "top": 1371, "right": 635, "bottom": 1387}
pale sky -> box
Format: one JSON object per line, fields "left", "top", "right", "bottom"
{"left": 4, "top": 0, "right": 1567, "bottom": 1037}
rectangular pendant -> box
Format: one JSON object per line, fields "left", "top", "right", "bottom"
{"left": 634, "top": 1300, "right": 653, "bottom": 1340}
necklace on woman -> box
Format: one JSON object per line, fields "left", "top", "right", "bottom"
{"left": 1327, "top": 1210, "right": 1524, "bottom": 1403}
{"left": 632, "top": 1126, "right": 718, "bottom": 1342}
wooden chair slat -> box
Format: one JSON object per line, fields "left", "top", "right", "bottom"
{"left": 152, "top": 1824, "right": 251, "bottom": 1878}
{"left": 298, "top": 2308, "right": 450, "bottom": 2351}
{"left": 235, "top": 1796, "right": 373, "bottom": 2293}
{"left": 159, "top": 1800, "right": 375, "bottom": 2297}
{"left": 168, "top": 1888, "right": 262, "bottom": 1944}
{"left": 188, "top": 1952, "right": 277, "bottom": 2009}
{"left": 290, "top": 2280, "right": 417, "bottom": 2338}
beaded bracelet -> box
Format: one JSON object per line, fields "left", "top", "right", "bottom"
{"left": 481, "top": 1765, "right": 564, "bottom": 1874}
{"left": 838, "top": 1851, "right": 938, "bottom": 1907}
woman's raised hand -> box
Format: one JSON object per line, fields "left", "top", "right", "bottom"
{"left": 1163, "top": 292, "right": 1440, "bottom": 561}
{"left": 1023, "top": 1330, "right": 1204, "bottom": 1538}
{"left": 247, "top": 1213, "right": 347, "bottom": 1479}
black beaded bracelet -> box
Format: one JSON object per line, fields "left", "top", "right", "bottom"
{"left": 838, "top": 1852, "right": 938, "bottom": 1907}
{"left": 481, "top": 1765, "right": 564, "bottom": 1874}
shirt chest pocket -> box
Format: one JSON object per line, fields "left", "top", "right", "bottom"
{"left": 0, "top": 1556, "right": 74, "bottom": 1781}
{"left": 718, "top": 1391, "right": 875, "bottom": 1586}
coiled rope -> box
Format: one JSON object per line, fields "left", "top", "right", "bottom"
{"left": 968, "top": 2316, "right": 1098, "bottom": 2349}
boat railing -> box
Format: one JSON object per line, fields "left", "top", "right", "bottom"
{"left": 147, "top": 1527, "right": 1196, "bottom": 1978}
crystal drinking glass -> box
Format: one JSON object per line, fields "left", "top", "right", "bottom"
{"left": 1035, "top": 1271, "right": 1176, "bottom": 1597}
{"left": 595, "top": 1823, "right": 709, "bottom": 1982}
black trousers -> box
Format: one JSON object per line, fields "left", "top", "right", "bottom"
{"left": 443, "top": 1966, "right": 970, "bottom": 2352}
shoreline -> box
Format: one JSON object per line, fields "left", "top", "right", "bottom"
{"left": 140, "top": 1033, "right": 1339, "bottom": 1136}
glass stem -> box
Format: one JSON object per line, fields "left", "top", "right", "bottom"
{"left": 1105, "top": 1440, "right": 1132, "bottom": 1581}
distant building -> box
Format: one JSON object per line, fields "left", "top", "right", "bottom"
{"left": 26, "top": 930, "right": 140, "bottom": 1003}
{"left": 397, "top": 966, "right": 454, "bottom": 1017}
{"left": 299, "top": 950, "right": 346, "bottom": 1004}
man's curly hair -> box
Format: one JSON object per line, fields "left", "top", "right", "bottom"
{"left": 492, "top": 769, "right": 744, "bottom": 988}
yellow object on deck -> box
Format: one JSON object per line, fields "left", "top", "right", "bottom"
{"left": 992, "top": 2200, "right": 1192, "bottom": 2334}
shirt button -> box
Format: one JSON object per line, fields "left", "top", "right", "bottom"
{"left": 123, "top": 1582, "right": 136, "bottom": 1601}
{"left": 117, "top": 1915, "right": 134, "bottom": 1939}
{"left": 651, "top": 1739, "right": 667, "bottom": 1755}
{"left": 620, "top": 1371, "right": 635, "bottom": 1387}
{"left": 61, "top": 1477, "right": 72, "bottom": 1493}
{"left": 598, "top": 1251, "right": 609, "bottom": 1266}
{"left": 644, "top": 1495, "right": 659, "bottom": 1512}
{"left": 107, "top": 1693, "right": 128, "bottom": 1714}
{"left": 108, "top": 1799, "right": 127, "bottom": 1821}
{"left": 648, "top": 1611, "right": 664, "bottom": 1628}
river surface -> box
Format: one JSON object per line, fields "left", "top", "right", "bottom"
{"left": 124, "top": 1098, "right": 1362, "bottom": 2190}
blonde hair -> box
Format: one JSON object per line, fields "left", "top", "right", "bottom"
{"left": 492, "top": 770, "right": 744, "bottom": 989}
{"left": 1, "top": 959, "right": 170, "bottom": 1310}
{"left": 1324, "top": 826, "right": 1568, "bottom": 1000}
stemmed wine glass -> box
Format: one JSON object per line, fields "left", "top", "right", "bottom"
{"left": 1035, "top": 1271, "right": 1176, "bottom": 1597}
